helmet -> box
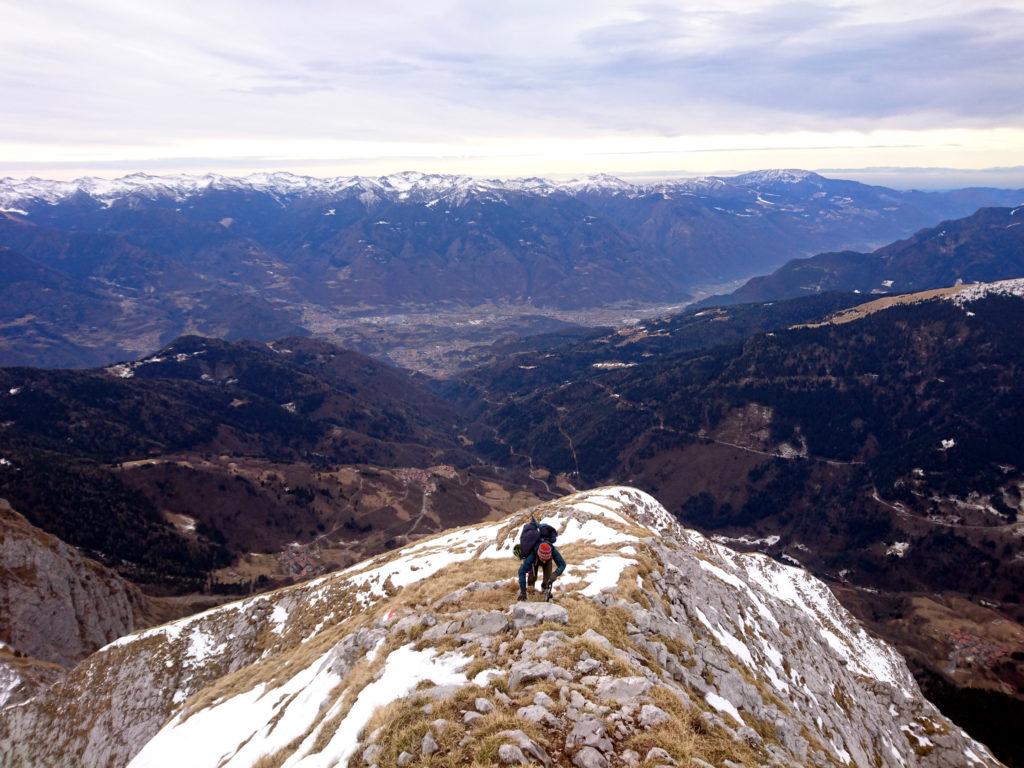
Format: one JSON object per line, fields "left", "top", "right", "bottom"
{"left": 537, "top": 542, "right": 553, "bottom": 562}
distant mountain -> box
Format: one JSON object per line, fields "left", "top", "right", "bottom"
{"left": 0, "top": 487, "right": 1001, "bottom": 768}
{"left": 466, "top": 283, "right": 1024, "bottom": 596}
{"left": 1, "top": 335, "right": 468, "bottom": 465}
{"left": 2, "top": 169, "right": 1022, "bottom": 367}
{"left": 700, "top": 206, "right": 1024, "bottom": 306}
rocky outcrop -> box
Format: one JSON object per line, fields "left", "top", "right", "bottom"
{"left": 0, "top": 487, "right": 1003, "bottom": 767}
{"left": 0, "top": 499, "right": 150, "bottom": 667}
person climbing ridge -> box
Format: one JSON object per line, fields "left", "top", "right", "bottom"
{"left": 515, "top": 515, "right": 566, "bottom": 601}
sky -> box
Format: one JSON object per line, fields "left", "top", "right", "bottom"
{"left": 2, "top": 0, "right": 1024, "bottom": 187}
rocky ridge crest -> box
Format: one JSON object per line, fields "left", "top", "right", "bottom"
{"left": 0, "top": 487, "right": 1000, "bottom": 767}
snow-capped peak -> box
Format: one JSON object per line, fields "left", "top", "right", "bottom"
{"left": 729, "top": 169, "right": 822, "bottom": 186}
{"left": 0, "top": 169, "right": 826, "bottom": 210}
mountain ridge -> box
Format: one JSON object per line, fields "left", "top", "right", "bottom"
{"left": 4, "top": 169, "right": 1023, "bottom": 369}
{"left": 0, "top": 169, "right": 851, "bottom": 207}
{"left": 698, "top": 206, "right": 1024, "bottom": 307}
{"left": 0, "top": 486, "right": 1000, "bottom": 767}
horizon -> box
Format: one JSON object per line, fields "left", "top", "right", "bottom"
{"left": 4, "top": 2, "right": 1024, "bottom": 185}
{"left": 4, "top": 165, "right": 1024, "bottom": 192}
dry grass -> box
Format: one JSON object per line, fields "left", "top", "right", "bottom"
{"left": 140, "top": 510, "right": 780, "bottom": 767}
{"left": 617, "top": 686, "right": 762, "bottom": 767}
{"left": 357, "top": 684, "right": 555, "bottom": 768}
{"left": 251, "top": 742, "right": 295, "bottom": 768}
{"left": 791, "top": 285, "right": 964, "bottom": 329}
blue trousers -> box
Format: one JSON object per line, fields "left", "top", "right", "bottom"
{"left": 518, "top": 545, "right": 566, "bottom": 591}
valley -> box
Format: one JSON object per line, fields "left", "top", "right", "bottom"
{"left": 298, "top": 299, "right": 695, "bottom": 376}
{"left": 6, "top": 2, "right": 1024, "bottom": 764}
{"left": 2, "top": 170, "right": 1021, "bottom": 369}
{"left": 2, "top": 177, "right": 1024, "bottom": 766}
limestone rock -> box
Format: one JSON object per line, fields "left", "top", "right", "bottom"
{"left": 0, "top": 501, "right": 150, "bottom": 667}
{"left": 565, "top": 715, "right": 613, "bottom": 754}
{"left": 638, "top": 704, "right": 671, "bottom": 729}
{"left": 646, "top": 747, "right": 677, "bottom": 765}
{"left": 474, "top": 697, "right": 494, "bottom": 714}
{"left": 508, "top": 659, "right": 572, "bottom": 690}
{"left": 495, "top": 729, "right": 552, "bottom": 767}
{"left": 508, "top": 602, "right": 569, "bottom": 628}
{"left": 498, "top": 743, "right": 529, "bottom": 765}
{"left": 594, "top": 675, "right": 652, "bottom": 704}
{"left": 517, "top": 704, "right": 559, "bottom": 727}
{"left": 421, "top": 730, "right": 438, "bottom": 756}
{"left": 361, "top": 744, "right": 381, "bottom": 765}
{"left": 573, "top": 746, "right": 609, "bottom": 768}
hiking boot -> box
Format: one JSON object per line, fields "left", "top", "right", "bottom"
{"left": 517, "top": 589, "right": 528, "bottom": 601}
{"left": 542, "top": 578, "right": 555, "bottom": 601}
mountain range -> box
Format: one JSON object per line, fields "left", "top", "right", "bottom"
{"left": 2, "top": 169, "right": 1022, "bottom": 368}
{"left": 4, "top": 169, "right": 1024, "bottom": 765}
{"left": 4, "top": 280, "right": 1023, "bottom": 762}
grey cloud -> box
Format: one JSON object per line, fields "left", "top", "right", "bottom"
{"left": 1, "top": 0, "right": 1023, "bottom": 156}
{"left": 563, "top": 3, "right": 1024, "bottom": 128}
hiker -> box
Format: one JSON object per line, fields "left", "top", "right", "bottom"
{"left": 515, "top": 516, "right": 566, "bottom": 601}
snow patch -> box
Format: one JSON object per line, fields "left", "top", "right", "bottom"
{"left": 738, "top": 554, "right": 913, "bottom": 694}
{"left": 185, "top": 629, "right": 227, "bottom": 666}
{"left": 270, "top": 605, "right": 289, "bottom": 635}
{"left": 705, "top": 691, "right": 744, "bottom": 725}
{"left": 558, "top": 554, "right": 637, "bottom": 597}
{"left": 556, "top": 518, "right": 638, "bottom": 547}
{"left": 290, "top": 645, "right": 470, "bottom": 768}
{"left": 128, "top": 646, "right": 343, "bottom": 768}
{"left": 886, "top": 542, "right": 910, "bottom": 558}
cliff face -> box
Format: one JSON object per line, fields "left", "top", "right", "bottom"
{"left": 0, "top": 499, "right": 149, "bottom": 668}
{"left": 0, "top": 487, "right": 1001, "bottom": 767}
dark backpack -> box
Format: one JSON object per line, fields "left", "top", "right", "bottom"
{"left": 537, "top": 523, "right": 558, "bottom": 544}
{"left": 519, "top": 519, "right": 540, "bottom": 557}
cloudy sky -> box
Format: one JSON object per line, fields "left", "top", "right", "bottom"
{"left": 2, "top": 0, "right": 1023, "bottom": 185}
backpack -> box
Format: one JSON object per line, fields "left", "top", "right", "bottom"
{"left": 519, "top": 519, "right": 540, "bottom": 558}
{"left": 537, "top": 523, "right": 558, "bottom": 544}
{"left": 518, "top": 518, "right": 558, "bottom": 559}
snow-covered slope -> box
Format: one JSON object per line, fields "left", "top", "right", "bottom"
{"left": 945, "top": 276, "right": 1024, "bottom": 305}
{"left": 0, "top": 487, "right": 1000, "bottom": 767}
{"left": 0, "top": 171, "right": 621, "bottom": 208}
